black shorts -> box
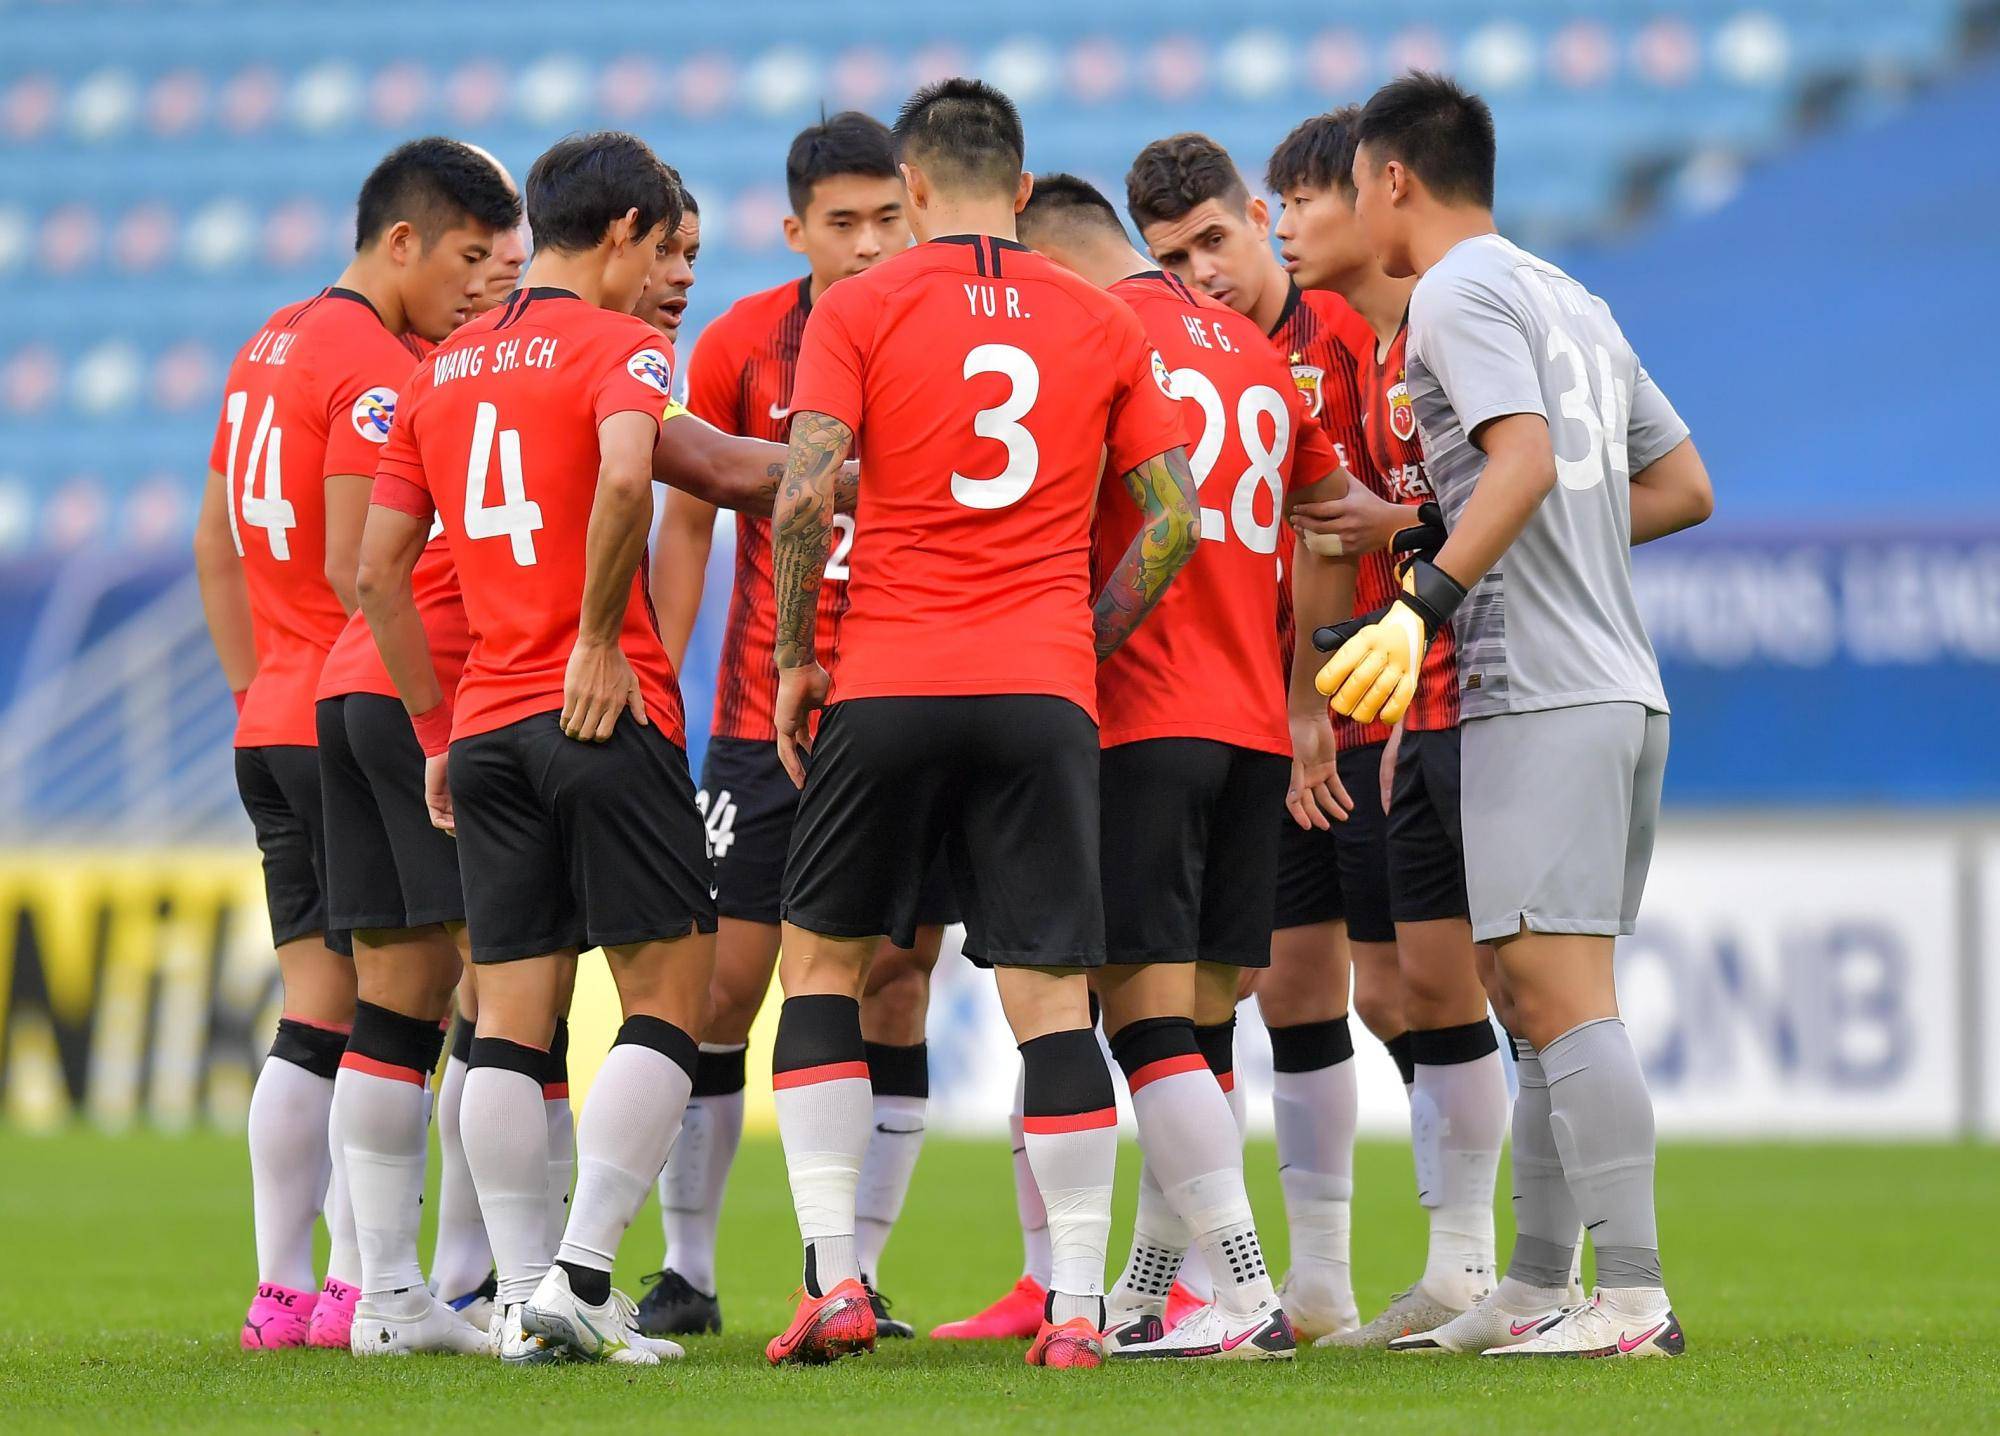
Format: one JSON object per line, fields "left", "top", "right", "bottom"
{"left": 317, "top": 694, "right": 465, "bottom": 934}
{"left": 1101, "top": 738, "right": 1286, "bottom": 968}
{"left": 234, "top": 744, "right": 351, "bottom": 956}
{"left": 702, "top": 735, "right": 958, "bottom": 933}
{"left": 1331, "top": 740, "right": 1395, "bottom": 944}
{"left": 783, "top": 695, "right": 1101, "bottom": 966}
{"left": 1388, "top": 726, "right": 1470, "bottom": 923}
{"left": 448, "top": 711, "right": 718, "bottom": 964}
{"left": 1274, "top": 814, "right": 1343, "bottom": 932}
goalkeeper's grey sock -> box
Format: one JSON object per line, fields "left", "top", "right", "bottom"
{"left": 1541, "top": 1018, "right": 1662, "bottom": 1289}
{"left": 1503, "top": 1035, "right": 1583, "bottom": 1290}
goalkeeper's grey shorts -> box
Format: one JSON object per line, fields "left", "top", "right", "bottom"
{"left": 1459, "top": 702, "right": 1669, "bottom": 945}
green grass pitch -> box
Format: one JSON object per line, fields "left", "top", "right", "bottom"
{"left": 1, "top": 1129, "right": 1994, "bottom": 1433}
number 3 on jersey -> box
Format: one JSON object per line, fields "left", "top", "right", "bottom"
{"left": 463, "top": 400, "right": 543, "bottom": 564}
{"left": 951, "top": 343, "right": 1038, "bottom": 510}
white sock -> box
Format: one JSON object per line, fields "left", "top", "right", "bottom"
{"left": 1110, "top": 1160, "right": 1189, "bottom": 1318}
{"left": 1020, "top": 1029, "right": 1118, "bottom": 1324}
{"left": 555, "top": 1027, "right": 696, "bottom": 1280}
{"left": 544, "top": 1094, "right": 574, "bottom": 1255}
{"left": 322, "top": 1099, "right": 361, "bottom": 1290}
{"left": 333, "top": 1070, "right": 429, "bottom": 1297}
{"left": 772, "top": 997, "right": 870, "bottom": 1295}
{"left": 247, "top": 1049, "right": 335, "bottom": 1291}
{"left": 461, "top": 1046, "right": 552, "bottom": 1305}
{"left": 657, "top": 1044, "right": 745, "bottom": 1294}
{"left": 855, "top": 1092, "right": 926, "bottom": 1285}
{"left": 1121, "top": 1028, "right": 1273, "bottom": 1316}
{"left": 1008, "top": 1073, "right": 1052, "bottom": 1285}
{"left": 1414, "top": 1037, "right": 1507, "bottom": 1301}
{"left": 1270, "top": 1021, "right": 1358, "bottom": 1307}
{"left": 431, "top": 1051, "right": 492, "bottom": 1302}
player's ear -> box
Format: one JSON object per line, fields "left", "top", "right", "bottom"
{"left": 383, "top": 219, "right": 416, "bottom": 266}
{"left": 612, "top": 206, "right": 641, "bottom": 250}
{"left": 898, "top": 161, "right": 926, "bottom": 211}
{"left": 1014, "top": 171, "right": 1034, "bottom": 215}
{"left": 1246, "top": 193, "right": 1271, "bottom": 240}
{"left": 782, "top": 213, "right": 807, "bottom": 255}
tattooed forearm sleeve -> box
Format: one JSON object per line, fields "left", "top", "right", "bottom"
{"left": 771, "top": 409, "right": 854, "bottom": 669}
{"left": 1092, "top": 445, "right": 1199, "bottom": 662}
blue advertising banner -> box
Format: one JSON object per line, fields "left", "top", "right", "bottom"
{"left": 1633, "top": 528, "right": 2000, "bottom": 803}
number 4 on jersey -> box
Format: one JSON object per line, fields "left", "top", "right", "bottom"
{"left": 463, "top": 400, "right": 543, "bottom": 565}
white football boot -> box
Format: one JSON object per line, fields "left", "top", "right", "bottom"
{"left": 1277, "top": 1268, "right": 1359, "bottom": 1342}
{"left": 492, "top": 1302, "right": 562, "bottom": 1365}
{"left": 1387, "top": 1278, "right": 1573, "bottom": 1354}
{"left": 1317, "top": 1276, "right": 1483, "bottom": 1349}
{"left": 1110, "top": 1300, "right": 1296, "bottom": 1361}
{"left": 1484, "top": 1288, "right": 1684, "bottom": 1360}
{"left": 523, "top": 1265, "right": 685, "bottom": 1365}
{"left": 350, "top": 1290, "right": 494, "bottom": 1357}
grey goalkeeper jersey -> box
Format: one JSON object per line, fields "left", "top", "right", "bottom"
{"left": 1406, "top": 233, "right": 1688, "bottom": 720}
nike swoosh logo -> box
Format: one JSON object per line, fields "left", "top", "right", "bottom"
{"left": 1221, "top": 1326, "right": 1259, "bottom": 1351}
{"left": 769, "top": 402, "right": 792, "bottom": 421}
{"left": 1585, "top": 1218, "right": 1608, "bottom": 1230}
{"left": 1509, "top": 1318, "right": 1545, "bottom": 1336}
{"left": 874, "top": 1123, "right": 923, "bottom": 1136}
{"left": 1617, "top": 1321, "right": 1666, "bottom": 1354}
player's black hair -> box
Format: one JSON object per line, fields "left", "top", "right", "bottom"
{"left": 1354, "top": 71, "right": 1496, "bottom": 209}
{"left": 678, "top": 185, "right": 699, "bottom": 219}
{"left": 353, "top": 136, "right": 521, "bottom": 252}
{"left": 785, "top": 110, "right": 898, "bottom": 216}
{"left": 1017, "top": 173, "right": 1127, "bottom": 245}
{"left": 524, "top": 131, "right": 683, "bottom": 254}
{"left": 1124, "top": 132, "right": 1249, "bottom": 231}
{"left": 893, "top": 77, "right": 1024, "bottom": 198}
{"left": 1266, "top": 106, "right": 1363, "bottom": 200}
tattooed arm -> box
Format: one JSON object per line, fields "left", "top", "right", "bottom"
{"left": 1091, "top": 445, "right": 1199, "bottom": 662}
{"left": 652, "top": 409, "right": 859, "bottom": 515}
{"left": 770, "top": 409, "right": 854, "bottom": 786}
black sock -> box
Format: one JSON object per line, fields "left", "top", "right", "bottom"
{"left": 558, "top": 1260, "right": 611, "bottom": 1307}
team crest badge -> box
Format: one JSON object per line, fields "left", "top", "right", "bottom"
{"left": 1290, "top": 362, "right": 1324, "bottom": 419}
{"left": 1150, "top": 348, "right": 1175, "bottom": 397}
{"left": 626, "top": 348, "right": 675, "bottom": 395}
{"left": 350, "top": 387, "right": 396, "bottom": 442}
{"left": 1388, "top": 379, "right": 1417, "bottom": 441}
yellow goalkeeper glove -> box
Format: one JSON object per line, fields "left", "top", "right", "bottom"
{"left": 1314, "top": 557, "right": 1466, "bottom": 725}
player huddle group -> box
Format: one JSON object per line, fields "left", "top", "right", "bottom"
{"left": 201, "top": 69, "right": 1714, "bottom": 1372}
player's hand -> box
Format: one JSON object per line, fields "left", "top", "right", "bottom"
{"left": 1291, "top": 481, "right": 1407, "bottom": 558}
{"left": 1379, "top": 720, "right": 1404, "bottom": 815}
{"left": 1315, "top": 558, "right": 1465, "bottom": 726}
{"left": 561, "top": 637, "right": 647, "bottom": 742}
{"left": 775, "top": 661, "right": 831, "bottom": 789}
{"left": 425, "top": 753, "right": 455, "bottom": 837}
{"left": 1287, "top": 708, "right": 1351, "bottom": 830}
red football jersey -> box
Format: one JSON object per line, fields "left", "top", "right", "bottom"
{"left": 1095, "top": 271, "right": 1339, "bottom": 753}
{"left": 1357, "top": 320, "right": 1459, "bottom": 732}
{"left": 684, "top": 277, "right": 852, "bottom": 741}
{"left": 370, "top": 287, "right": 685, "bottom": 746}
{"left": 209, "top": 287, "right": 425, "bottom": 747}
{"left": 1265, "top": 284, "right": 1394, "bottom": 752}
{"left": 788, "top": 236, "right": 1188, "bottom": 719}
{"left": 316, "top": 531, "right": 474, "bottom": 703}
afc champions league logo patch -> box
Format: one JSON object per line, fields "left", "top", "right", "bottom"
{"left": 627, "top": 348, "right": 676, "bottom": 395}
{"left": 1289, "top": 359, "right": 1324, "bottom": 419}
{"left": 1388, "top": 377, "right": 1417, "bottom": 442}
{"left": 350, "top": 387, "right": 397, "bottom": 443}
{"left": 1150, "top": 348, "right": 1175, "bottom": 397}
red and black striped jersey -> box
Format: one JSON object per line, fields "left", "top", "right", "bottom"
{"left": 684, "top": 277, "right": 852, "bottom": 741}
{"left": 1264, "top": 283, "right": 1394, "bottom": 752}
{"left": 1358, "top": 320, "right": 1459, "bottom": 731}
